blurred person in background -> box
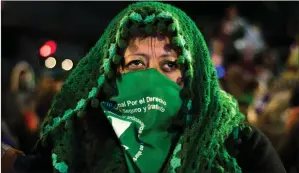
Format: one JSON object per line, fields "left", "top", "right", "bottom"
{"left": 221, "top": 5, "right": 246, "bottom": 42}
{"left": 210, "top": 38, "right": 226, "bottom": 80}
{"left": 259, "top": 42, "right": 281, "bottom": 76}
{"left": 209, "top": 36, "right": 257, "bottom": 114}
{"left": 2, "top": 61, "right": 39, "bottom": 153}
{"left": 234, "top": 23, "right": 265, "bottom": 64}
{"left": 218, "top": 5, "right": 260, "bottom": 110}
{"left": 282, "top": 34, "right": 299, "bottom": 78}
{"left": 223, "top": 63, "right": 258, "bottom": 115}
{"left": 220, "top": 5, "right": 246, "bottom": 66}
{"left": 277, "top": 86, "right": 299, "bottom": 173}
{"left": 2, "top": 60, "right": 22, "bottom": 148}
{"left": 35, "top": 71, "right": 65, "bottom": 121}
{"left": 247, "top": 34, "right": 299, "bottom": 147}
{"left": 2, "top": 121, "right": 19, "bottom": 148}
{"left": 2, "top": 2, "right": 286, "bottom": 173}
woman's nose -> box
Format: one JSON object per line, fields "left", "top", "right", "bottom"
{"left": 148, "top": 59, "right": 163, "bottom": 74}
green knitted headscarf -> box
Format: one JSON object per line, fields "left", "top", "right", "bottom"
{"left": 39, "top": 2, "right": 248, "bottom": 173}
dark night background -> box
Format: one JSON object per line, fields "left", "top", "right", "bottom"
{"left": 2, "top": 1, "right": 299, "bottom": 53}
{"left": 1, "top": 1, "right": 299, "bottom": 89}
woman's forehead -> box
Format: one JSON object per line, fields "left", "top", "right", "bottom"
{"left": 126, "top": 36, "right": 177, "bottom": 56}
{"left": 129, "top": 35, "right": 169, "bottom": 43}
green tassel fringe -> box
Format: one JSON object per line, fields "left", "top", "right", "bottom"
{"left": 117, "top": 39, "right": 128, "bottom": 49}
{"left": 171, "top": 37, "right": 180, "bottom": 47}
{"left": 77, "top": 110, "right": 86, "bottom": 118}
{"left": 130, "top": 24, "right": 141, "bottom": 35}
{"left": 129, "top": 12, "right": 143, "bottom": 23}
{"left": 145, "top": 24, "right": 153, "bottom": 34}
{"left": 157, "top": 21, "right": 166, "bottom": 32}
{"left": 156, "top": 11, "right": 172, "bottom": 20}
{"left": 103, "top": 59, "right": 111, "bottom": 73}
{"left": 112, "top": 54, "right": 122, "bottom": 64}
{"left": 144, "top": 14, "right": 156, "bottom": 24}
{"left": 177, "top": 55, "right": 185, "bottom": 64}
{"left": 168, "top": 23, "right": 176, "bottom": 33}
{"left": 108, "top": 44, "right": 116, "bottom": 58}
{"left": 91, "top": 98, "right": 100, "bottom": 108}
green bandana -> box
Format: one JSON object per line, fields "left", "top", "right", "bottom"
{"left": 101, "top": 69, "right": 182, "bottom": 172}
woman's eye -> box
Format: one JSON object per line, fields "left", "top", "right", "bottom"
{"left": 162, "top": 61, "right": 179, "bottom": 72}
{"left": 126, "top": 60, "right": 146, "bottom": 70}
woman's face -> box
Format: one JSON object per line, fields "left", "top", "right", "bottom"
{"left": 120, "top": 36, "right": 184, "bottom": 87}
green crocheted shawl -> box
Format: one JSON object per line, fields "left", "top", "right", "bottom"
{"left": 39, "top": 2, "right": 247, "bottom": 173}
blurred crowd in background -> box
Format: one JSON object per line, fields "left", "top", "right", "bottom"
{"left": 1, "top": 2, "right": 299, "bottom": 173}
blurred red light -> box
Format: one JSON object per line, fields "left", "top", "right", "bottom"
{"left": 40, "top": 45, "right": 51, "bottom": 57}
{"left": 39, "top": 40, "right": 57, "bottom": 58}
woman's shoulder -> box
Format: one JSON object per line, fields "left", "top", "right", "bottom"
{"left": 225, "top": 125, "right": 286, "bottom": 173}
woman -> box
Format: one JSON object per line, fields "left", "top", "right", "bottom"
{"left": 2, "top": 61, "right": 39, "bottom": 153}
{"left": 3, "top": 2, "right": 286, "bottom": 173}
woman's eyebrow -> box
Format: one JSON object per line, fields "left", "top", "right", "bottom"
{"left": 164, "top": 44, "right": 173, "bottom": 52}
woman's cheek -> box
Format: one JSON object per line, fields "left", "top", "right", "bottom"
{"left": 165, "top": 72, "right": 183, "bottom": 87}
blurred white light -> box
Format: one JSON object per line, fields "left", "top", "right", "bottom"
{"left": 45, "top": 57, "right": 56, "bottom": 69}
{"left": 61, "top": 59, "right": 73, "bottom": 71}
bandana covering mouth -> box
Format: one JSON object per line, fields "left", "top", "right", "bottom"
{"left": 101, "top": 69, "right": 183, "bottom": 172}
